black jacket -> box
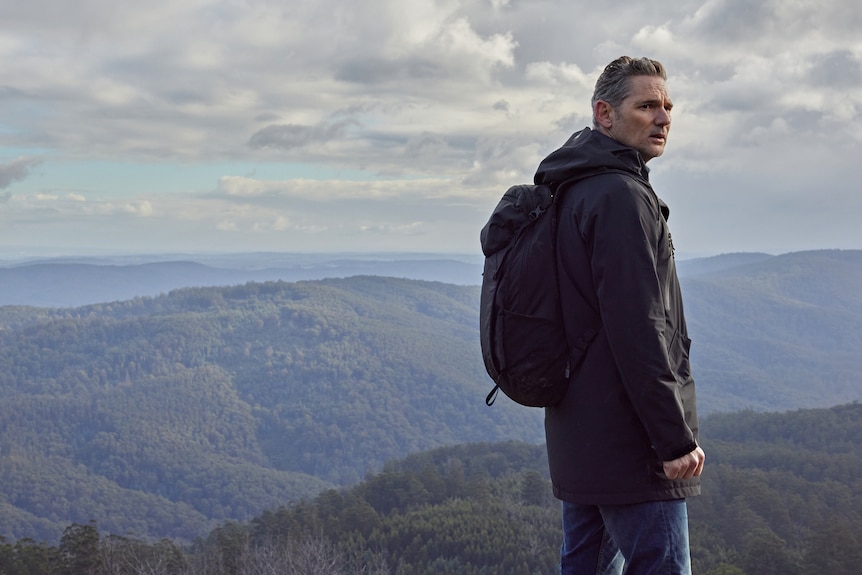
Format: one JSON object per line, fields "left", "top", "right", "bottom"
{"left": 535, "top": 128, "right": 700, "bottom": 504}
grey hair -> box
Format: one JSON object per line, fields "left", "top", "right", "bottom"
{"left": 591, "top": 56, "right": 667, "bottom": 127}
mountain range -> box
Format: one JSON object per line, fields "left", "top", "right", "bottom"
{"left": 680, "top": 249, "right": 862, "bottom": 411}
{"left": 0, "top": 253, "right": 483, "bottom": 308}
{"left": 0, "top": 249, "right": 859, "bottom": 544}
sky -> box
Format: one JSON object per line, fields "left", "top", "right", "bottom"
{"left": 0, "top": 0, "right": 860, "bottom": 259}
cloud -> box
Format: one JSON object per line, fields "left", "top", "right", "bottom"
{"left": 248, "top": 119, "right": 358, "bottom": 151}
{"left": 0, "top": 157, "right": 42, "bottom": 189}
{"left": 0, "top": 0, "right": 860, "bottom": 256}
{"left": 122, "top": 200, "right": 153, "bottom": 216}
{"left": 808, "top": 50, "right": 862, "bottom": 89}
{"left": 213, "top": 175, "right": 465, "bottom": 202}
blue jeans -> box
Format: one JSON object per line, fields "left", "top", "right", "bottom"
{"left": 559, "top": 499, "right": 692, "bottom": 575}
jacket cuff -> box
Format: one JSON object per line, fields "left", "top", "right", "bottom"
{"left": 663, "top": 440, "right": 698, "bottom": 462}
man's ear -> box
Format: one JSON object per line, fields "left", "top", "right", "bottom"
{"left": 594, "top": 100, "right": 614, "bottom": 130}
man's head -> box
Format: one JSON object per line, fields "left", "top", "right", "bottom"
{"left": 591, "top": 56, "right": 672, "bottom": 162}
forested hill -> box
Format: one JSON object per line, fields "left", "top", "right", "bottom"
{"left": 212, "top": 402, "right": 862, "bottom": 575}
{"left": 0, "top": 277, "right": 541, "bottom": 543}
{"left": 681, "top": 249, "right": 862, "bottom": 411}
{"left": 225, "top": 402, "right": 862, "bottom": 575}
{"left": 0, "top": 250, "right": 860, "bottom": 543}
{"left": 4, "top": 404, "right": 860, "bottom": 574}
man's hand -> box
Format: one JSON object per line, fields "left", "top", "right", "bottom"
{"left": 663, "top": 446, "right": 705, "bottom": 480}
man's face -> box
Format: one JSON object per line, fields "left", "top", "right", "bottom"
{"left": 602, "top": 75, "right": 673, "bottom": 163}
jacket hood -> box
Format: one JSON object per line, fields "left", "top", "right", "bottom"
{"left": 534, "top": 127, "right": 650, "bottom": 187}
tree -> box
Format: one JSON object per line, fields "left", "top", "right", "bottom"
{"left": 520, "top": 470, "right": 550, "bottom": 506}
{"left": 59, "top": 521, "right": 101, "bottom": 575}
{"left": 801, "top": 520, "right": 862, "bottom": 575}
{"left": 11, "top": 537, "right": 61, "bottom": 575}
{"left": 704, "top": 565, "right": 746, "bottom": 575}
{"left": 739, "top": 528, "right": 801, "bottom": 575}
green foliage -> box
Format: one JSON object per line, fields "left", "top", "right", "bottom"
{"left": 58, "top": 522, "right": 100, "bottom": 575}
{"left": 211, "top": 441, "right": 559, "bottom": 574}
{"left": 688, "top": 403, "right": 862, "bottom": 574}
{"left": 1, "top": 405, "right": 861, "bottom": 573}
{"left": 0, "top": 277, "right": 542, "bottom": 543}
{"left": 703, "top": 565, "right": 747, "bottom": 575}
{"left": 230, "top": 409, "right": 862, "bottom": 575}
{"left": 801, "top": 519, "right": 862, "bottom": 575}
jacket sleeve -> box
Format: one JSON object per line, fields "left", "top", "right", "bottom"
{"left": 577, "top": 174, "right": 697, "bottom": 462}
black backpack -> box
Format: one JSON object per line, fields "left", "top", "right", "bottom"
{"left": 479, "top": 179, "right": 596, "bottom": 407}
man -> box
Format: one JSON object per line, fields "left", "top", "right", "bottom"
{"left": 533, "top": 56, "right": 705, "bottom": 574}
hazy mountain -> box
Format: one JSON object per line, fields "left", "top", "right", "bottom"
{"left": 0, "top": 253, "right": 484, "bottom": 307}
{"left": 676, "top": 252, "right": 774, "bottom": 276}
{"left": 0, "top": 249, "right": 839, "bottom": 309}
{"left": 682, "top": 249, "right": 862, "bottom": 411}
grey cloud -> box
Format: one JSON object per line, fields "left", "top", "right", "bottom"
{"left": 3, "top": 0, "right": 861, "bottom": 256}
{"left": 0, "top": 157, "right": 42, "bottom": 189}
{"left": 687, "top": 0, "right": 777, "bottom": 42}
{"left": 403, "top": 58, "right": 445, "bottom": 79}
{"left": 782, "top": 109, "right": 825, "bottom": 133}
{"left": 401, "top": 133, "right": 472, "bottom": 172}
{"left": 0, "top": 85, "right": 28, "bottom": 100}
{"left": 248, "top": 119, "right": 357, "bottom": 150}
{"left": 554, "top": 113, "right": 592, "bottom": 136}
{"left": 808, "top": 50, "right": 862, "bottom": 89}
{"left": 404, "top": 133, "right": 448, "bottom": 156}
{"left": 701, "top": 88, "right": 774, "bottom": 114}
{"left": 460, "top": 0, "right": 662, "bottom": 70}
{"left": 334, "top": 59, "right": 398, "bottom": 84}
{"left": 461, "top": 135, "right": 542, "bottom": 186}
{"left": 254, "top": 112, "right": 281, "bottom": 122}
{"left": 164, "top": 89, "right": 210, "bottom": 105}
{"left": 335, "top": 57, "right": 443, "bottom": 84}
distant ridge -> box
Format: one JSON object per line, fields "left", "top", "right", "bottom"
{"left": 676, "top": 252, "right": 774, "bottom": 276}
{"left": 681, "top": 249, "right": 862, "bottom": 412}
{"left": 5, "top": 250, "right": 858, "bottom": 309}
{"left": 0, "top": 253, "right": 484, "bottom": 307}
